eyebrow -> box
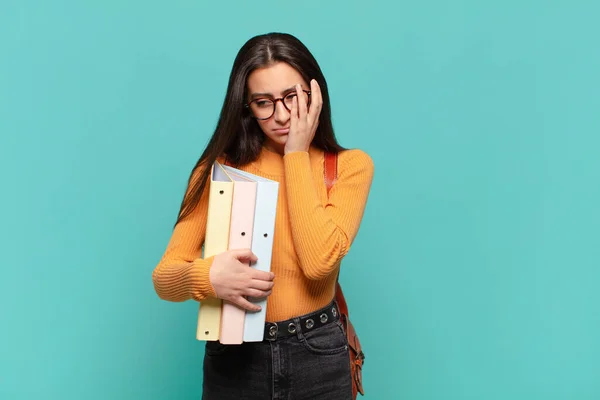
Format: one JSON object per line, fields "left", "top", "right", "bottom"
{"left": 249, "top": 86, "right": 299, "bottom": 100}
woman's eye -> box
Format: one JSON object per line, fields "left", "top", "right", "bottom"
{"left": 256, "top": 101, "right": 271, "bottom": 108}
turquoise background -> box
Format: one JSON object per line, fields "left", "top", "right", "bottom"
{"left": 1, "top": 0, "right": 599, "bottom": 399}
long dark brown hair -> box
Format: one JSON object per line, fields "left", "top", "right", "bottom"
{"left": 175, "top": 32, "right": 345, "bottom": 226}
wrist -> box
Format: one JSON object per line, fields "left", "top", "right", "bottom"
{"left": 284, "top": 147, "right": 309, "bottom": 156}
{"left": 191, "top": 257, "right": 218, "bottom": 300}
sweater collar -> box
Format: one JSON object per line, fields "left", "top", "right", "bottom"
{"left": 248, "top": 145, "right": 322, "bottom": 177}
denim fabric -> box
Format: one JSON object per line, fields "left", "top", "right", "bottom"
{"left": 202, "top": 304, "right": 353, "bottom": 399}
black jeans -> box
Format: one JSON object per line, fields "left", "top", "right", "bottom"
{"left": 202, "top": 301, "right": 353, "bottom": 400}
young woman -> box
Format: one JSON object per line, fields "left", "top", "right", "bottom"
{"left": 152, "top": 32, "right": 374, "bottom": 400}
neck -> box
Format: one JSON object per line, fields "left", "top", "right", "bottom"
{"left": 263, "top": 138, "right": 285, "bottom": 156}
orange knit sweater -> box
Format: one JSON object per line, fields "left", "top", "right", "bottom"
{"left": 152, "top": 145, "right": 374, "bottom": 322}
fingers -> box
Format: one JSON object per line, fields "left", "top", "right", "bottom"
{"left": 291, "top": 94, "right": 298, "bottom": 130}
{"left": 229, "top": 248, "right": 258, "bottom": 262}
{"left": 251, "top": 269, "right": 275, "bottom": 282}
{"left": 296, "top": 83, "right": 308, "bottom": 118}
{"left": 249, "top": 278, "right": 275, "bottom": 291}
{"left": 308, "top": 79, "right": 323, "bottom": 123}
{"left": 233, "top": 297, "right": 262, "bottom": 312}
{"left": 244, "top": 288, "right": 272, "bottom": 298}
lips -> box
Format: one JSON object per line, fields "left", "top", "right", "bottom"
{"left": 273, "top": 128, "right": 290, "bottom": 134}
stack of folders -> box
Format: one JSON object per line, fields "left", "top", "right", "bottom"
{"left": 195, "top": 161, "right": 279, "bottom": 344}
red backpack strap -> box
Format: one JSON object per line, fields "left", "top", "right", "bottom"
{"left": 324, "top": 150, "right": 338, "bottom": 197}
{"left": 324, "top": 150, "right": 365, "bottom": 398}
{"left": 323, "top": 151, "right": 347, "bottom": 313}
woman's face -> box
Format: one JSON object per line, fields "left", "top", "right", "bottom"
{"left": 246, "top": 62, "right": 310, "bottom": 154}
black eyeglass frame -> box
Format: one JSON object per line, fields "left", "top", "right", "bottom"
{"left": 245, "top": 90, "right": 312, "bottom": 120}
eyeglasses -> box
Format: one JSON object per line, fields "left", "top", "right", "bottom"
{"left": 245, "top": 90, "right": 311, "bottom": 120}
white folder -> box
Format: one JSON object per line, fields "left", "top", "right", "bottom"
{"left": 222, "top": 165, "right": 279, "bottom": 342}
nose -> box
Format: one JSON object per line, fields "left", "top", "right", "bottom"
{"left": 273, "top": 100, "right": 290, "bottom": 124}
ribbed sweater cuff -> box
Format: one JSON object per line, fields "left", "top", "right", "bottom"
{"left": 190, "top": 256, "right": 217, "bottom": 300}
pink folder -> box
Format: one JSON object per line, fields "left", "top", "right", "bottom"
{"left": 219, "top": 171, "right": 258, "bottom": 344}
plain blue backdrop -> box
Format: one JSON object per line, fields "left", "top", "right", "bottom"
{"left": 1, "top": 0, "right": 599, "bottom": 399}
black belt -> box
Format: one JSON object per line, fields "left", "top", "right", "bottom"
{"left": 263, "top": 300, "right": 340, "bottom": 341}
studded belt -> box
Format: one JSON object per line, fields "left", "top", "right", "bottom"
{"left": 264, "top": 300, "right": 340, "bottom": 341}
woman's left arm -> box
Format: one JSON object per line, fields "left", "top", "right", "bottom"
{"left": 283, "top": 149, "right": 374, "bottom": 280}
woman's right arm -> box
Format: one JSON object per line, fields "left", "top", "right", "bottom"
{"left": 152, "top": 166, "right": 215, "bottom": 302}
